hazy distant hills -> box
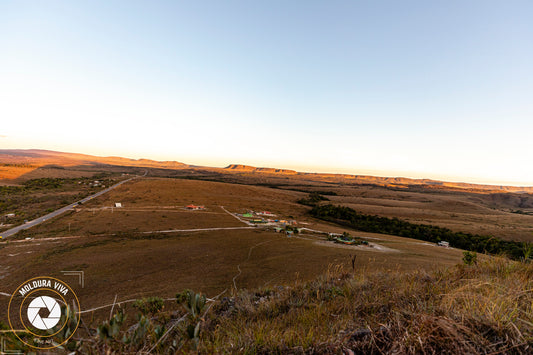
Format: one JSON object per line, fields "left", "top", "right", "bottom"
{"left": 1, "top": 149, "right": 533, "bottom": 193}
{"left": 222, "top": 163, "right": 533, "bottom": 194}
{"left": 0, "top": 149, "right": 189, "bottom": 169}
{"left": 224, "top": 164, "right": 298, "bottom": 174}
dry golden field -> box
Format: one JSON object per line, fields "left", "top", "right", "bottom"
{"left": 0, "top": 178, "right": 469, "bottom": 323}
{"left": 303, "top": 185, "right": 533, "bottom": 242}
{"left": 1, "top": 151, "right": 532, "bottom": 331}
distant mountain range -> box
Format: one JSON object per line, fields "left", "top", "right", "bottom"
{"left": 1, "top": 149, "right": 532, "bottom": 193}
{"left": 0, "top": 149, "right": 188, "bottom": 169}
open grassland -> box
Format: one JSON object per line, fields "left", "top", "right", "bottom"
{"left": 267, "top": 181, "right": 533, "bottom": 242}
{"left": 80, "top": 177, "right": 310, "bottom": 218}
{"left": 19, "top": 176, "right": 533, "bottom": 243}
{"left": 1, "top": 151, "right": 532, "bottom": 352}
{"left": 24, "top": 207, "right": 246, "bottom": 236}
{"left": 12, "top": 178, "right": 311, "bottom": 238}
{"left": 325, "top": 187, "right": 533, "bottom": 242}
{"left": 2, "top": 176, "right": 528, "bottom": 353}
{"left": 3, "top": 150, "right": 533, "bottom": 242}
{"left": 278, "top": 182, "right": 533, "bottom": 242}
{"left": 0, "top": 178, "right": 468, "bottom": 323}
{"left": 0, "top": 226, "right": 468, "bottom": 343}
{"left": 153, "top": 170, "right": 533, "bottom": 242}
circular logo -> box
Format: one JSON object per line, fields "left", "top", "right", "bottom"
{"left": 27, "top": 296, "right": 61, "bottom": 330}
{"left": 8, "top": 276, "right": 80, "bottom": 350}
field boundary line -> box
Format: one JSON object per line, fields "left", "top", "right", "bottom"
{"left": 143, "top": 226, "right": 255, "bottom": 234}
{"left": 220, "top": 206, "right": 253, "bottom": 226}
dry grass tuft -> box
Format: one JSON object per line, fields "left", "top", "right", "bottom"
{"left": 202, "top": 258, "right": 533, "bottom": 354}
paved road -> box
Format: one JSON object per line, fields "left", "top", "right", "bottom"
{"left": 0, "top": 172, "right": 145, "bottom": 239}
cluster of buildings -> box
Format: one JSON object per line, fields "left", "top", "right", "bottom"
{"left": 237, "top": 210, "right": 304, "bottom": 238}
{"left": 238, "top": 210, "right": 296, "bottom": 226}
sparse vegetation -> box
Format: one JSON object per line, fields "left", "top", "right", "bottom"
{"left": 0, "top": 176, "right": 122, "bottom": 232}
{"left": 134, "top": 297, "right": 165, "bottom": 316}
{"left": 3, "top": 259, "right": 527, "bottom": 354}
{"left": 2, "top": 176, "right": 533, "bottom": 353}
{"left": 23, "top": 177, "right": 64, "bottom": 189}
{"left": 462, "top": 251, "right": 478, "bottom": 265}
{"left": 80, "top": 290, "right": 210, "bottom": 353}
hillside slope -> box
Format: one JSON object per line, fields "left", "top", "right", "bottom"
{"left": 3, "top": 258, "right": 527, "bottom": 354}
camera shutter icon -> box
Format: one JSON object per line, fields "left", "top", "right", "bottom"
{"left": 27, "top": 296, "right": 61, "bottom": 330}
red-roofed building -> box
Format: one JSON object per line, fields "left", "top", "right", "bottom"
{"left": 186, "top": 204, "right": 205, "bottom": 210}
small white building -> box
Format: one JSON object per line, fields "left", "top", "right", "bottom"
{"left": 114, "top": 202, "right": 123, "bottom": 208}
{"left": 438, "top": 241, "right": 449, "bottom": 248}
{"left": 6, "top": 213, "right": 15, "bottom": 218}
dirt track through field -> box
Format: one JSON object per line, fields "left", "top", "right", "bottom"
{"left": 144, "top": 226, "right": 255, "bottom": 234}
{"left": 220, "top": 205, "right": 253, "bottom": 225}
{"left": 232, "top": 239, "right": 276, "bottom": 291}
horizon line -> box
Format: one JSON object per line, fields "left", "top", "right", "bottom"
{"left": 2, "top": 147, "right": 533, "bottom": 189}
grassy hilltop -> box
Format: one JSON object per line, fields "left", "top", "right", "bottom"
{"left": 4, "top": 257, "right": 531, "bottom": 354}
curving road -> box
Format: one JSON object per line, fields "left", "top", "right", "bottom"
{"left": 0, "top": 171, "right": 146, "bottom": 239}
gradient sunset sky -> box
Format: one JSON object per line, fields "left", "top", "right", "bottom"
{"left": 1, "top": 1, "right": 532, "bottom": 185}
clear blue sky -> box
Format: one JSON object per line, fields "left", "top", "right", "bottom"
{"left": 1, "top": 1, "right": 532, "bottom": 185}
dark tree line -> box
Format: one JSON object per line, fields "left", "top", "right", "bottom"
{"left": 311, "top": 204, "right": 525, "bottom": 260}
{"left": 297, "top": 192, "right": 330, "bottom": 206}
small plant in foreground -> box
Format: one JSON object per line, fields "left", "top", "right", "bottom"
{"left": 462, "top": 251, "right": 478, "bottom": 265}
{"left": 134, "top": 296, "right": 164, "bottom": 315}
{"left": 522, "top": 241, "right": 533, "bottom": 263}
{"left": 177, "top": 289, "right": 207, "bottom": 349}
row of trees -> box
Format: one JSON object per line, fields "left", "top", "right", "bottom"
{"left": 311, "top": 204, "right": 528, "bottom": 261}
{"left": 297, "top": 192, "right": 330, "bottom": 206}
